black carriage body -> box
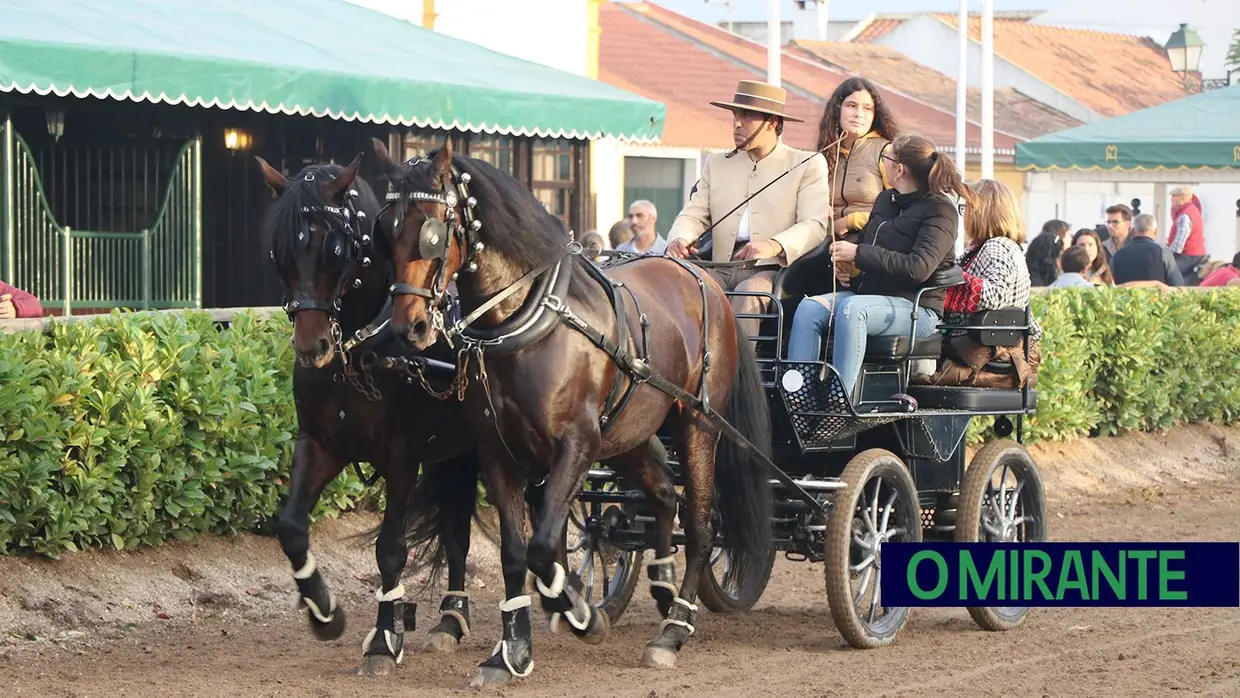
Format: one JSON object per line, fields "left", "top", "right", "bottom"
{"left": 571, "top": 262, "right": 1039, "bottom": 561}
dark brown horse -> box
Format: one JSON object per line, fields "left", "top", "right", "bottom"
{"left": 256, "top": 156, "right": 485, "bottom": 676}
{"left": 371, "top": 137, "right": 774, "bottom": 688}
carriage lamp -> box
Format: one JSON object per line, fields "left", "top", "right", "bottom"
{"left": 45, "top": 110, "right": 65, "bottom": 142}
{"left": 224, "top": 128, "right": 253, "bottom": 151}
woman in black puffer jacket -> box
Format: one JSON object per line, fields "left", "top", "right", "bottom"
{"left": 786, "top": 134, "right": 968, "bottom": 399}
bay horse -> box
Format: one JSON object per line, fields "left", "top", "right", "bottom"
{"left": 255, "top": 155, "right": 485, "bottom": 676}
{"left": 371, "top": 137, "right": 774, "bottom": 688}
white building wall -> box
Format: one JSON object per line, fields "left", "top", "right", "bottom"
{"left": 871, "top": 16, "right": 1098, "bottom": 124}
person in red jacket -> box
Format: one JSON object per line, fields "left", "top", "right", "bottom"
{"left": 1169, "top": 186, "right": 1208, "bottom": 283}
{"left": 0, "top": 279, "right": 43, "bottom": 318}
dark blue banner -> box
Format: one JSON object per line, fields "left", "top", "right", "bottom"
{"left": 880, "top": 542, "right": 1239, "bottom": 607}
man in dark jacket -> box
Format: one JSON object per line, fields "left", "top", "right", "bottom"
{"left": 1110, "top": 214, "right": 1184, "bottom": 287}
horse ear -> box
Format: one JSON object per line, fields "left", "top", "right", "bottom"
{"left": 371, "top": 137, "right": 398, "bottom": 173}
{"left": 254, "top": 156, "right": 288, "bottom": 197}
{"left": 434, "top": 137, "right": 453, "bottom": 177}
{"left": 327, "top": 152, "right": 364, "bottom": 199}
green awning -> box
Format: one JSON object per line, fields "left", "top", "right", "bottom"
{"left": 0, "top": 0, "right": 665, "bottom": 142}
{"left": 1016, "top": 83, "right": 1240, "bottom": 171}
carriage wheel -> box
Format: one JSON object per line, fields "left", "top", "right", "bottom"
{"left": 697, "top": 540, "right": 776, "bottom": 613}
{"left": 558, "top": 487, "right": 643, "bottom": 624}
{"left": 824, "top": 448, "right": 921, "bottom": 649}
{"left": 955, "top": 439, "right": 1048, "bottom": 632}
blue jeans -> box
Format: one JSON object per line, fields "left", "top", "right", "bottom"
{"left": 786, "top": 292, "right": 940, "bottom": 397}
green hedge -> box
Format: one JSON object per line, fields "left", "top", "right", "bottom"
{"left": 2, "top": 288, "right": 1239, "bottom": 557}
{"left": 964, "top": 287, "right": 1240, "bottom": 445}
{"left": 0, "top": 311, "right": 373, "bottom": 557}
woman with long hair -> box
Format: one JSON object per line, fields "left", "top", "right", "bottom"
{"left": 783, "top": 77, "right": 901, "bottom": 299}
{"left": 1025, "top": 222, "right": 1067, "bottom": 287}
{"left": 1071, "top": 227, "right": 1114, "bottom": 285}
{"left": 917, "top": 179, "right": 1042, "bottom": 389}
{"left": 786, "top": 134, "right": 966, "bottom": 401}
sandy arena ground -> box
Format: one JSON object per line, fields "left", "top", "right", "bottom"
{"left": 2, "top": 423, "right": 1240, "bottom": 697}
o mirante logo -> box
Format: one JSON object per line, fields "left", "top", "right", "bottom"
{"left": 881, "top": 542, "right": 1240, "bottom": 607}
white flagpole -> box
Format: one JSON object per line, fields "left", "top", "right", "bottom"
{"left": 768, "top": 0, "right": 781, "bottom": 85}
{"left": 955, "top": 0, "right": 968, "bottom": 254}
{"left": 981, "top": 0, "right": 995, "bottom": 180}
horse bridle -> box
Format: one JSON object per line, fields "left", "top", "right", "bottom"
{"left": 378, "top": 157, "right": 485, "bottom": 331}
{"left": 273, "top": 174, "right": 374, "bottom": 318}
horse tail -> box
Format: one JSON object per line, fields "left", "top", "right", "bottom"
{"left": 712, "top": 320, "right": 775, "bottom": 593}
{"left": 401, "top": 450, "right": 492, "bottom": 592}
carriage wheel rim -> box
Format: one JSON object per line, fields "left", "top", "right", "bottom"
{"left": 979, "top": 457, "right": 1044, "bottom": 618}
{"left": 847, "top": 471, "right": 914, "bottom": 634}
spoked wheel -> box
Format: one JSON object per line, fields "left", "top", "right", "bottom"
{"left": 956, "top": 439, "right": 1048, "bottom": 631}
{"left": 697, "top": 540, "right": 776, "bottom": 613}
{"left": 824, "top": 449, "right": 922, "bottom": 649}
{"left": 561, "top": 484, "right": 643, "bottom": 624}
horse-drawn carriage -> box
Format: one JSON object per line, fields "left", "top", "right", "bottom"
{"left": 259, "top": 139, "right": 1047, "bottom": 688}
{"left": 562, "top": 253, "right": 1047, "bottom": 649}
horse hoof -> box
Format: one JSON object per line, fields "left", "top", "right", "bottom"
{"left": 469, "top": 666, "right": 515, "bottom": 690}
{"left": 358, "top": 653, "right": 398, "bottom": 676}
{"left": 308, "top": 607, "right": 347, "bottom": 641}
{"left": 640, "top": 646, "right": 678, "bottom": 669}
{"left": 580, "top": 609, "right": 611, "bottom": 646}
{"left": 423, "top": 630, "right": 461, "bottom": 653}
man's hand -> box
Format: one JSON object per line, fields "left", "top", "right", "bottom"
{"left": 829, "top": 240, "right": 858, "bottom": 263}
{"left": 834, "top": 264, "right": 853, "bottom": 288}
{"left": 734, "top": 239, "right": 781, "bottom": 261}
{"left": 833, "top": 217, "right": 850, "bottom": 236}
{"left": 666, "top": 238, "right": 696, "bottom": 259}
{"left": 0, "top": 294, "right": 15, "bottom": 320}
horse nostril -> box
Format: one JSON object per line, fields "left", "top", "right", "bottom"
{"left": 411, "top": 320, "right": 428, "bottom": 338}
{"left": 317, "top": 337, "right": 330, "bottom": 356}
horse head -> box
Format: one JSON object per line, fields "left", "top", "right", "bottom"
{"left": 372, "top": 136, "right": 475, "bottom": 350}
{"left": 257, "top": 153, "right": 384, "bottom": 368}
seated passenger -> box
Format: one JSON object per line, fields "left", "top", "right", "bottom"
{"left": 785, "top": 134, "right": 965, "bottom": 399}
{"left": 916, "top": 179, "right": 1043, "bottom": 389}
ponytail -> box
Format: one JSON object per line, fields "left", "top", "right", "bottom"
{"left": 891, "top": 134, "right": 971, "bottom": 199}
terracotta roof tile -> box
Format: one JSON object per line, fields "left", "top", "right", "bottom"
{"left": 599, "top": 3, "right": 820, "bottom": 149}
{"left": 849, "top": 13, "right": 1186, "bottom": 117}
{"left": 941, "top": 15, "right": 1187, "bottom": 117}
{"left": 608, "top": 2, "right": 1021, "bottom": 154}
{"left": 848, "top": 18, "right": 904, "bottom": 44}
{"left": 788, "top": 41, "right": 1082, "bottom": 138}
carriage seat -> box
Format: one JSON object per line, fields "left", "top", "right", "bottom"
{"left": 904, "top": 385, "right": 1037, "bottom": 412}
{"left": 865, "top": 334, "right": 944, "bottom": 361}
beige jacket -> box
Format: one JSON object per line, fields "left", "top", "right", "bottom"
{"left": 667, "top": 141, "right": 830, "bottom": 266}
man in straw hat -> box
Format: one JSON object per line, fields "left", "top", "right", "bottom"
{"left": 665, "top": 79, "right": 830, "bottom": 341}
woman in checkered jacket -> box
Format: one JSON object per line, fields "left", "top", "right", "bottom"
{"left": 918, "top": 179, "right": 1043, "bottom": 389}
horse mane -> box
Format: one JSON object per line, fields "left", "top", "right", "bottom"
{"left": 262, "top": 162, "right": 383, "bottom": 271}
{"left": 397, "top": 151, "right": 568, "bottom": 270}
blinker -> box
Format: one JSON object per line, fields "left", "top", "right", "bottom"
{"left": 419, "top": 217, "right": 450, "bottom": 261}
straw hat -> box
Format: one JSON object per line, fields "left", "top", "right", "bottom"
{"left": 709, "top": 79, "right": 804, "bottom": 123}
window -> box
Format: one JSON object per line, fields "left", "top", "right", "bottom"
{"left": 531, "top": 138, "right": 576, "bottom": 229}
{"left": 400, "top": 130, "right": 442, "bottom": 161}
{"left": 467, "top": 135, "right": 515, "bottom": 176}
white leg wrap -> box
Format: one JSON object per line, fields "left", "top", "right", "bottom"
{"left": 534, "top": 562, "right": 566, "bottom": 599}
{"left": 362, "top": 628, "right": 404, "bottom": 664}
{"left": 301, "top": 589, "right": 336, "bottom": 624}
{"left": 292, "top": 552, "right": 317, "bottom": 580}
{"left": 658, "top": 597, "right": 697, "bottom": 636}
{"left": 498, "top": 595, "right": 531, "bottom": 613}
{"left": 444, "top": 590, "right": 470, "bottom": 598}
{"left": 649, "top": 555, "right": 675, "bottom": 567}
{"left": 375, "top": 584, "right": 405, "bottom": 602}
{"left": 489, "top": 640, "right": 534, "bottom": 678}
{"left": 650, "top": 580, "right": 679, "bottom": 594}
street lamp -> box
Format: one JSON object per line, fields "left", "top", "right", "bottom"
{"left": 1164, "top": 23, "right": 1204, "bottom": 75}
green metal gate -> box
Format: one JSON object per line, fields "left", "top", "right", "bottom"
{"left": 0, "top": 116, "right": 202, "bottom": 314}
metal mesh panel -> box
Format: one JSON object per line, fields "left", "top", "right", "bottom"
{"left": 777, "top": 362, "right": 905, "bottom": 447}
